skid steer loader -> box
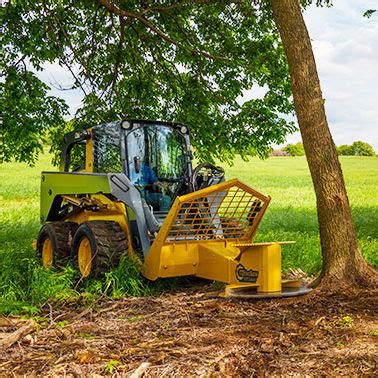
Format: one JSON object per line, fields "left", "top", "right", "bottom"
{"left": 35, "top": 119, "right": 310, "bottom": 298}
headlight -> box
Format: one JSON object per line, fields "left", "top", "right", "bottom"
{"left": 180, "top": 125, "right": 188, "bottom": 134}
{"left": 121, "top": 120, "right": 132, "bottom": 130}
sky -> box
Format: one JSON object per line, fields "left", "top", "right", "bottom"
{"left": 299, "top": 1, "right": 378, "bottom": 150}
{"left": 38, "top": 1, "right": 378, "bottom": 151}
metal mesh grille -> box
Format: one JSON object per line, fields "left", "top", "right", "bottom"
{"left": 166, "top": 184, "right": 269, "bottom": 242}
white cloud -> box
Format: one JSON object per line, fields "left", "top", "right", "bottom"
{"left": 301, "top": 0, "right": 378, "bottom": 151}
{"left": 39, "top": 62, "right": 84, "bottom": 117}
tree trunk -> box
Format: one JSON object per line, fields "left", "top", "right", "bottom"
{"left": 271, "top": 0, "right": 377, "bottom": 288}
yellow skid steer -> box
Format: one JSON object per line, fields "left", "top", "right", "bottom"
{"left": 35, "top": 119, "right": 310, "bottom": 298}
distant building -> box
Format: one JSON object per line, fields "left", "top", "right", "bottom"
{"left": 270, "top": 149, "right": 287, "bottom": 157}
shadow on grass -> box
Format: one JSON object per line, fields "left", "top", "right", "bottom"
{"left": 0, "top": 206, "right": 376, "bottom": 314}
{"left": 0, "top": 219, "right": 40, "bottom": 258}
{"left": 256, "top": 206, "right": 378, "bottom": 274}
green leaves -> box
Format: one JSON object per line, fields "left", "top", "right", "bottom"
{"left": 2, "top": 0, "right": 295, "bottom": 164}
{"left": 0, "top": 67, "right": 68, "bottom": 165}
{"left": 363, "top": 9, "right": 376, "bottom": 19}
{"left": 337, "top": 141, "right": 376, "bottom": 156}
{"left": 283, "top": 142, "right": 305, "bottom": 156}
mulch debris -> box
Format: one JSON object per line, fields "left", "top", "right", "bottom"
{"left": 0, "top": 284, "right": 377, "bottom": 376}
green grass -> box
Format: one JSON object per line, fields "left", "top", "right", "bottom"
{"left": 223, "top": 155, "right": 378, "bottom": 274}
{"left": 0, "top": 153, "right": 377, "bottom": 313}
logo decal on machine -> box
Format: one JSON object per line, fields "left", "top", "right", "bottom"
{"left": 235, "top": 264, "right": 259, "bottom": 283}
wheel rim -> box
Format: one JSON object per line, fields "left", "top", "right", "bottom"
{"left": 78, "top": 237, "right": 92, "bottom": 277}
{"left": 42, "top": 239, "right": 53, "bottom": 268}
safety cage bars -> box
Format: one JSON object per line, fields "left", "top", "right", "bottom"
{"left": 164, "top": 180, "right": 270, "bottom": 243}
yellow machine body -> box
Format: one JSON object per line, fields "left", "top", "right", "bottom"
{"left": 38, "top": 120, "right": 309, "bottom": 298}
{"left": 57, "top": 178, "right": 301, "bottom": 296}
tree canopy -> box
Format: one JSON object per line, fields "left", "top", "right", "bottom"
{"left": 1, "top": 0, "right": 297, "bottom": 165}
{"left": 2, "top": 0, "right": 376, "bottom": 289}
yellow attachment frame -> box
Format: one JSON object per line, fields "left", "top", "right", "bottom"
{"left": 143, "top": 179, "right": 298, "bottom": 295}
{"left": 164, "top": 178, "right": 271, "bottom": 243}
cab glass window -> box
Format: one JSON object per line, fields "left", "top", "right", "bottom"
{"left": 92, "top": 122, "right": 122, "bottom": 173}
{"left": 126, "top": 124, "right": 188, "bottom": 212}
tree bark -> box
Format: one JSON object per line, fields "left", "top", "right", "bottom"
{"left": 271, "top": 0, "right": 377, "bottom": 288}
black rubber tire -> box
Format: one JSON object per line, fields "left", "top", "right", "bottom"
{"left": 71, "top": 221, "right": 128, "bottom": 278}
{"left": 36, "top": 222, "right": 78, "bottom": 267}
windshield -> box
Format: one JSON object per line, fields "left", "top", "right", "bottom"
{"left": 126, "top": 124, "right": 188, "bottom": 212}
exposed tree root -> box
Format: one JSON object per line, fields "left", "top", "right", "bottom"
{"left": 309, "top": 254, "right": 378, "bottom": 291}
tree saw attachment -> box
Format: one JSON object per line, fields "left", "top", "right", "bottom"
{"left": 143, "top": 179, "right": 311, "bottom": 298}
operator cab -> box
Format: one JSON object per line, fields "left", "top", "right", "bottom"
{"left": 124, "top": 121, "right": 191, "bottom": 215}
{"left": 60, "top": 119, "right": 224, "bottom": 232}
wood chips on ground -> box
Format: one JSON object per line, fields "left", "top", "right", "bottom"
{"left": 0, "top": 284, "right": 377, "bottom": 376}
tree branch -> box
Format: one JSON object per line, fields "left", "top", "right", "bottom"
{"left": 109, "top": 15, "right": 126, "bottom": 97}
{"left": 141, "top": 0, "right": 245, "bottom": 14}
{"left": 41, "top": 1, "right": 89, "bottom": 95}
{"left": 96, "top": 0, "right": 229, "bottom": 61}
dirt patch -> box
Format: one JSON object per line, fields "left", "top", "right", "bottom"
{"left": 1, "top": 285, "right": 377, "bottom": 376}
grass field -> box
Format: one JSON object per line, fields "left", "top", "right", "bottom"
{"left": 0, "top": 153, "right": 377, "bottom": 313}
{"left": 224, "top": 155, "right": 378, "bottom": 274}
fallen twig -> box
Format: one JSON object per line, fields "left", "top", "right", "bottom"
{"left": 0, "top": 321, "right": 36, "bottom": 349}
{"left": 0, "top": 316, "right": 15, "bottom": 327}
{"left": 128, "top": 362, "right": 151, "bottom": 378}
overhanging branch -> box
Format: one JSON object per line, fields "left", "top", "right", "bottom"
{"left": 96, "top": 0, "right": 229, "bottom": 61}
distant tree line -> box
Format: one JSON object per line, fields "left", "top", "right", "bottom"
{"left": 336, "top": 141, "right": 376, "bottom": 156}
{"left": 283, "top": 142, "right": 305, "bottom": 156}
{"left": 271, "top": 141, "right": 376, "bottom": 156}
